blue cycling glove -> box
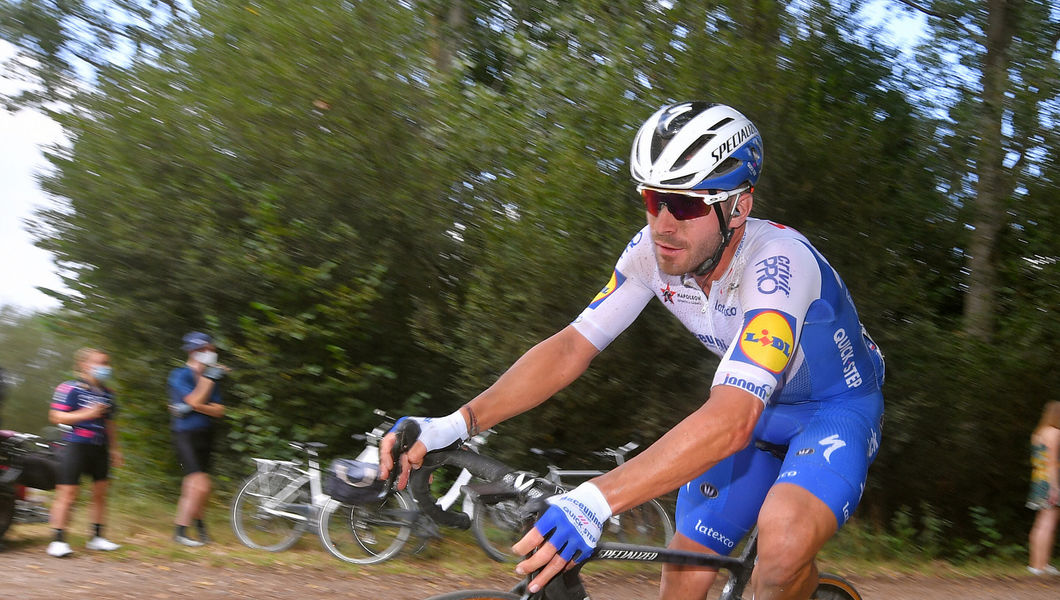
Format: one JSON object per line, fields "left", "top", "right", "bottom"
{"left": 535, "top": 482, "right": 612, "bottom": 563}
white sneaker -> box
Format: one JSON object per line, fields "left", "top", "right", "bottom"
{"left": 174, "top": 534, "right": 204, "bottom": 547}
{"left": 47, "top": 541, "right": 73, "bottom": 557}
{"left": 1028, "top": 565, "right": 1060, "bottom": 575}
{"left": 86, "top": 536, "right": 120, "bottom": 551}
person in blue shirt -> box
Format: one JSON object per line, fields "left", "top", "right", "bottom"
{"left": 168, "top": 331, "right": 226, "bottom": 546}
{"left": 46, "top": 347, "right": 123, "bottom": 557}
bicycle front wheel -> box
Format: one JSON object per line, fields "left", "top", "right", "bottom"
{"left": 230, "top": 469, "right": 309, "bottom": 551}
{"left": 318, "top": 491, "right": 413, "bottom": 564}
{"left": 471, "top": 497, "right": 526, "bottom": 563}
{"left": 422, "top": 591, "right": 521, "bottom": 600}
{"left": 612, "top": 498, "right": 674, "bottom": 546}
{"left": 812, "top": 573, "right": 862, "bottom": 600}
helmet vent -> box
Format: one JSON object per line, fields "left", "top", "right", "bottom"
{"left": 661, "top": 173, "right": 696, "bottom": 186}
{"left": 710, "top": 157, "right": 741, "bottom": 177}
{"left": 650, "top": 134, "right": 665, "bottom": 163}
{"left": 711, "top": 117, "right": 734, "bottom": 131}
{"left": 675, "top": 134, "right": 714, "bottom": 168}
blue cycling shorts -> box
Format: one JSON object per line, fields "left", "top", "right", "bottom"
{"left": 675, "top": 390, "right": 883, "bottom": 554}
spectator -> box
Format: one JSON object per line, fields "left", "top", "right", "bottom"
{"left": 168, "top": 331, "right": 226, "bottom": 547}
{"left": 46, "top": 348, "right": 123, "bottom": 557}
{"left": 1028, "top": 400, "right": 1060, "bottom": 575}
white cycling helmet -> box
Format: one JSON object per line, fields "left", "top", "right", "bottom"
{"left": 630, "top": 102, "right": 764, "bottom": 191}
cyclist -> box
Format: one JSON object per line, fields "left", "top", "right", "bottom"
{"left": 47, "top": 347, "right": 123, "bottom": 557}
{"left": 169, "top": 331, "right": 227, "bottom": 546}
{"left": 381, "top": 102, "right": 885, "bottom": 600}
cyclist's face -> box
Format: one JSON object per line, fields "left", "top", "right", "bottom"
{"left": 648, "top": 203, "right": 726, "bottom": 276}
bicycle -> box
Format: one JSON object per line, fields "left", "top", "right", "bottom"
{"left": 315, "top": 411, "right": 435, "bottom": 565}
{"left": 1, "top": 429, "right": 62, "bottom": 542}
{"left": 319, "top": 422, "right": 502, "bottom": 564}
{"left": 231, "top": 409, "right": 421, "bottom": 562}
{"left": 471, "top": 441, "right": 673, "bottom": 562}
{"left": 229, "top": 437, "right": 333, "bottom": 552}
{"left": 402, "top": 443, "right": 862, "bottom": 600}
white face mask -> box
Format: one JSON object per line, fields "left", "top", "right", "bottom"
{"left": 191, "top": 350, "right": 218, "bottom": 366}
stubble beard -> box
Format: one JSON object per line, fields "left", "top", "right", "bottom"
{"left": 653, "top": 235, "right": 721, "bottom": 277}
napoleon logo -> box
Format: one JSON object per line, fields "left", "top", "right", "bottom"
{"left": 660, "top": 283, "right": 676, "bottom": 304}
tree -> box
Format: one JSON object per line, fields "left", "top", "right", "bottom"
{"left": 0, "top": 0, "right": 192, "bottom": 108}
{"left": 0, "top": 307, "right": 83, "bottom": 434}
{"left": 894, "top": 0, "right": 1060, "bottom": 339}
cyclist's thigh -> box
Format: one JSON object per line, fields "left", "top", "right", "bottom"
{"left": 772, "top": 391, "right": 883, "bottom": 527}
{"left": 86, "top": 444, "right": 110, "bottom": 482}
{"left": 55, "top": 443, "right": 87, "bottom": 486}
{"left": 190, "top": 428, "right": 215, "bottom": 474}
{"left": 676, "top": 443, "right": 781, "bottom": 554}
{"left": 172, "top": 431, "right": 204, "bottom": 475}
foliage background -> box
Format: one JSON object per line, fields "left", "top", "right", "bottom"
{"left": 2, "top": 0, "right": 1058, "bottom": 557}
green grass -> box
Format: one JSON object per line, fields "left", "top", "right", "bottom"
{"left": 6, "top": 485, "right": 1042, "bottom": 581}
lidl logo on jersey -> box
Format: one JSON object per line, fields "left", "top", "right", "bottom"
{"left": 733, "top": 309, "right": 796, "bottom": 373}
{"left": 589, "top": 269, "right": 626, "bottom": 309}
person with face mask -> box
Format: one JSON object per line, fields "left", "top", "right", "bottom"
{"left": 168, "top": 331, "right": 226, "bottom": 546}
{"left": 46, "top": 347, "right": 123, "bottom": 557}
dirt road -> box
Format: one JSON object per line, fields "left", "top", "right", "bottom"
{"left": 1, "top": 546, "right": 1056, "bottom": 600}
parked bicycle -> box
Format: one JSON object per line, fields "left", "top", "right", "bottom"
{"left": 230, "top": 410, "right": 422, "bottom": 564}
{"left": 403, "top": 442, "right": 861, "bottom": 600}
{"left": 0, "top": 429, "right": 62, "bottom": 543}
{"left": 230, "top": 437, "right": 331, "bottom": 551}
{"left": 315, "top": 411, "right": 435, "bottom": 564}
{"left": 472, "top": 441, "right": 673, "bottom": 562}
{"left": 319, "top": 419, "right": 500, "bottom": 564}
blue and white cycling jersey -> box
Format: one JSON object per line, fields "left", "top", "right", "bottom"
{"left": 572, "top": 218, "right": 884, "bottom": 406}
{"left": 571, "top": 217, "right": 885, "bottom": 546}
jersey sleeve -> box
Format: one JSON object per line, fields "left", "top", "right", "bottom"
{"left": 168, "top": 368, "right": 195, "bottom": 405}
{"left": 712, "top": 238, "right": 822, "bottom": 403}
{"left": 50, "top": 382, "right": 78, "bottom": 412}
{"left": 570, "top": 229, "right": 656, "bottom": 351}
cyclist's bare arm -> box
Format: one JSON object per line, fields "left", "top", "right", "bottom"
{"left": 592, "top": 385, "right": 762, "bottom": 513}
{"left": 512, "top": 385, "right": 762, "bottom": 590}
{"left": 185, "top": 376, "right": 224, "bottom": 417}
{"left": 380, "top": 325, "right": 599, "bottom": 486}
{"left": 49, "top": 403, "right": 106, "bottom": 425}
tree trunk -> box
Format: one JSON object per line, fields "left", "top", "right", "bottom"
{"left": 963, "top": 0, "right": 1013, "bottom": 340}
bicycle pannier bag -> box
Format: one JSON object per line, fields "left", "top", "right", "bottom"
{"left": 325, "top": 458, "right": 385, "bottom": 504}
{"left": 17, "top": 453, "right": 58, "bottom": 490}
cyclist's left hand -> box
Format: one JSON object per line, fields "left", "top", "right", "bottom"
{"left": 512, "top": 482, "right": 612, "bottom": 593}
{"left": 379, "top": 413, "right": 468, "bottom": 489}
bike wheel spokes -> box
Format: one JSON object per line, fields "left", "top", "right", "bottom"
{"left": 471, "top": 499, "right": 525, "bottom": 563}
{"left": 318, "top": 493, "right": 412, "bottom": 564}
{"left": 613, "top": 500, "right": 673, "bottom": 547}
{"left": 231, "top": 470, "right": 309, "bottom": 551}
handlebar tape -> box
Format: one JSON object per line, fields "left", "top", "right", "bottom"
{"left": 408, "top": 448, "right": 524, "bottom": 530}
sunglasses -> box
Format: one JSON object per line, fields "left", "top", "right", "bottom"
{"left": 638, "top": 185, "right": 749, "bottom": 221}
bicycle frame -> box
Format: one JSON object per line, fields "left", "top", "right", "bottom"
{"left": 408, "top": 447, "right": 859, "bottom": 600}
{"left": 436, "top": 429, "right": 495, "bottom": 515}
{"left": 246, "top": 442, "right": 328, "bottom": 525}
{"left": 507, "top": 536, "right": 759, "bottom": 600}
